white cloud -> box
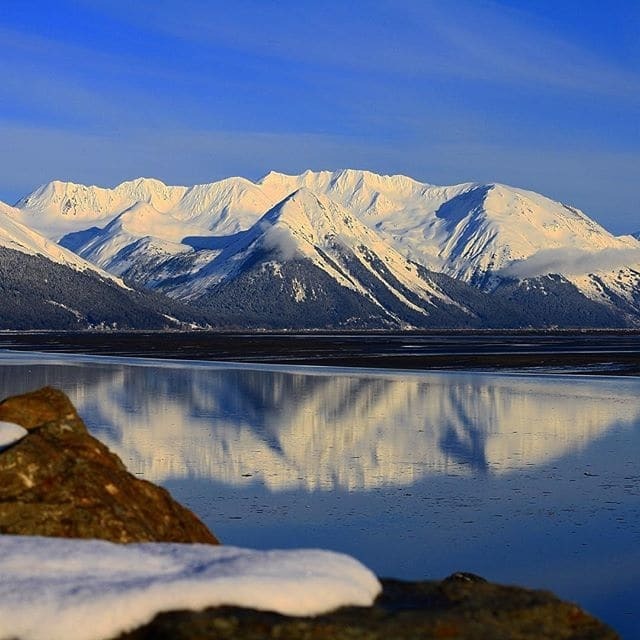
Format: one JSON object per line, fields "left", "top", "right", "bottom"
{"left": 82, "top": 0, "right": 640, "bottom": 100}
{"left": 259, "top": 223, "right": 299, "bottom": 261}
{"left": 499, "top": 247, "right": 640, "bottom": 279}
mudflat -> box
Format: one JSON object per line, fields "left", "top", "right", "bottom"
{"left": 1, "top": 330, "right": 640, "bottom": 375}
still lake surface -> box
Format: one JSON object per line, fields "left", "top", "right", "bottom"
{"left": 1, "top": 350, "right": 639, "bottom": 637}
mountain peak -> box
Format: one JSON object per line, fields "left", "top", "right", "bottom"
{"left": 114, "top": 176, "right": 173, "bottom": 191}
{"left": 263, "top": 188, "right": 334, "bottom": 233}
{"left": 258, "top": 170, "right": 298, "bottom": 184}
{"left": 6, "top": 168, "right": 640, "bottom": 329}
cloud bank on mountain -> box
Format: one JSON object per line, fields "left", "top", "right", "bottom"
{"left": 500, "top": 247, "right": 640, "bottom": 279}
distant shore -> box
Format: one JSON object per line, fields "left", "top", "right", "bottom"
{"left": 1, "top": 330, "right": 640, "bottom": 375}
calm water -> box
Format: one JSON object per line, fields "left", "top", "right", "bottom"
{"left": 1, "top": 351, "right": 639, "bottom": 637}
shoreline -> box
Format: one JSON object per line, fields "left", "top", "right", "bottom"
{"left": 1, "top": 330, "right": 640, "bottom": 375}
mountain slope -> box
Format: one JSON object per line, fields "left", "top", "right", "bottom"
{"left": 257, "top": 171, "right": 640, "bottom": 317}
{"left": 172, "top": 189, "right": 535, "bottom": 329}
{"left": 257, "top": 171, "right": 640, "bottom": 287}
{"left": 0, "top": 207, "right": 211, "bottom": 330}
{"left": 0, "top": 202, "right": 128, "bottom": 285}
{"left": 0, "top": 245, "right": 213, "bottom": 330}
{"left": 4, "top": 169, "right": 640, "bottom": 329}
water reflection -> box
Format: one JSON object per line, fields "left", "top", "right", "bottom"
{"left": 0, "top": 354, "right": 637, "bottom": 491}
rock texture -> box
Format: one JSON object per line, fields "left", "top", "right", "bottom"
{"left": 116, "top": 574, "right": 619, "bottom": 640}
{"left": 0, "top": 386, "right": 218, "bottom": 544}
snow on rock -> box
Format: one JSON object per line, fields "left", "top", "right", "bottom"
{"left": 12, "top": 176, "right": 272, "bottom": 242}
{"left": 69, "top": 202, "right": 206, "bottom": 272}
{"left": 0, "top": 536, "right": 381, "bottom": 640}
{"left": 0, "top": 421, "right": 28, "bottom": 451}
{"left": 176, "top": 177, "right": 274, "bottom": 233}
{"left": 259, "top": 168, "right": 433, "bottom": 217}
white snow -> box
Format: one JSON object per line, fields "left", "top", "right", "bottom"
{"left": 0, "top": 536, "right": 381, "bottom": 640}
{"left": 10, "top": 178, "right": 188, "bottom": 240}
{"left": 0, "top": 421, "right": 28, "bottom": 451}
{"left": 5, "top": 169, "right": 640, "bottom": 308}
{"left": 47, "top": 300, "right": 84, "bottom": 320}
{"left": 292, "top": 278, "right": 307, "bottom": 302}
{"left": 0, "top": 203, "right": 129, "bottom": 288}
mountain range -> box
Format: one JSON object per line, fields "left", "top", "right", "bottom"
{"left": 1, "top": 169, "right": 639, "bottom": 329}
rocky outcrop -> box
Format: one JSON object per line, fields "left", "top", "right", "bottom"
{"left": 116, "top": 573, "right": 618, "bottom": 639}
{"left": 0, "top": 387, "right": 218, "bottom": 544}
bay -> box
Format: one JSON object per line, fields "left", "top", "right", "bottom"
{"left": 0, "top": 350, "right": 638, "bottom": 637}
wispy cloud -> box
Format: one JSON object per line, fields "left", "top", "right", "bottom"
{"left": 0, "top": 22, "right": 263, "bottom": 131}
{"left": 1, "top": 1, "right": 638, "bottom": 233}
{"left": 82, "top": 0, "right": 640, "bottom": 99}
{"left": 499, "top": 247, "right": 640, "bottom": 279}
{"left": 260, "top": 223, "right": 300, "bottom": 260}
{"left": 0, "top": 25, "right": 170, "bottom": 128}
{"left": 411, "top": 1, "right": 640, "bottom": 98}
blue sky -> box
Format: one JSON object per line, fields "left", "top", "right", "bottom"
{"left": 0, "top": 0, "right": 638, "bottom": 232}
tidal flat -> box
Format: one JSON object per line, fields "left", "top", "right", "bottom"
{"left": 2, "top": 330, "right": 640, "bottom": 374}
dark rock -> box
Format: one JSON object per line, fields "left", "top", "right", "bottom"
{"left": 116, "top": 576, "right": 619, "bottom": 639}
{"left": 0, "top": 387, "right": 219, "bottom": 544}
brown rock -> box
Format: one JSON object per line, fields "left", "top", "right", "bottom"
{"left": 116, "top": 575, "right": 619, "bottom": 640}
{"left": 0, "top": 387, "right": 219, "bottom": 544}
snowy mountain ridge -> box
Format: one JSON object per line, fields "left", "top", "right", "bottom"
{"left": 11, "top": 175, "right": 275, "bottom": 241}
{"left": 3, "top": 169, "right": 640, "bottom": 328}
{"left": 0, "top": 200, "right": 127, "bottom": 286}
{"left": 176, "top": 187, "right": 459, "bottom": 314}
{"left": 13, "top": 178, "right": 187, "bottom": 240}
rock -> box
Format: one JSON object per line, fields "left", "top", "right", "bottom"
{"left": 0, "top": 387, "right": 219, "bottom": 544}
{"left": 116, "top": 575, "right": 619, "bottom": 640}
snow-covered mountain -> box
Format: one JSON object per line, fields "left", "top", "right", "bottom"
{"left": 0, "top": 203, "right": 211, "bottom": 330}
{"left": 255, "top": 171, "right": 640, "bottom": 315}
{"left": 162, "top": 188, "right": 504, "bottom": 328}
{"left": 256, "top": 171, "right": 637, "bottom": 275}
{"left": 4, "top": 169, "right": 640, "bottom": 328}
{"left": 11, "top": 176, "right": 272, "bottom": 241}
{"left": 12, "top": 178, "right": 187, "bottom": 240}
{"left": 0, "top": 200, "right": 127, "bottom": 283}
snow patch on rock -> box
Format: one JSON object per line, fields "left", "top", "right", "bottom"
{"left": 0, "top": 536, "right": 381, "bottom": 640}
{"left": 0, "top": 421, "right": 28, "bottom": 451}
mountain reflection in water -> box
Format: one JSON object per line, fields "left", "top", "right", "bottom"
{"left": 0, "top": 355, "right": 637, "bottom": 491}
